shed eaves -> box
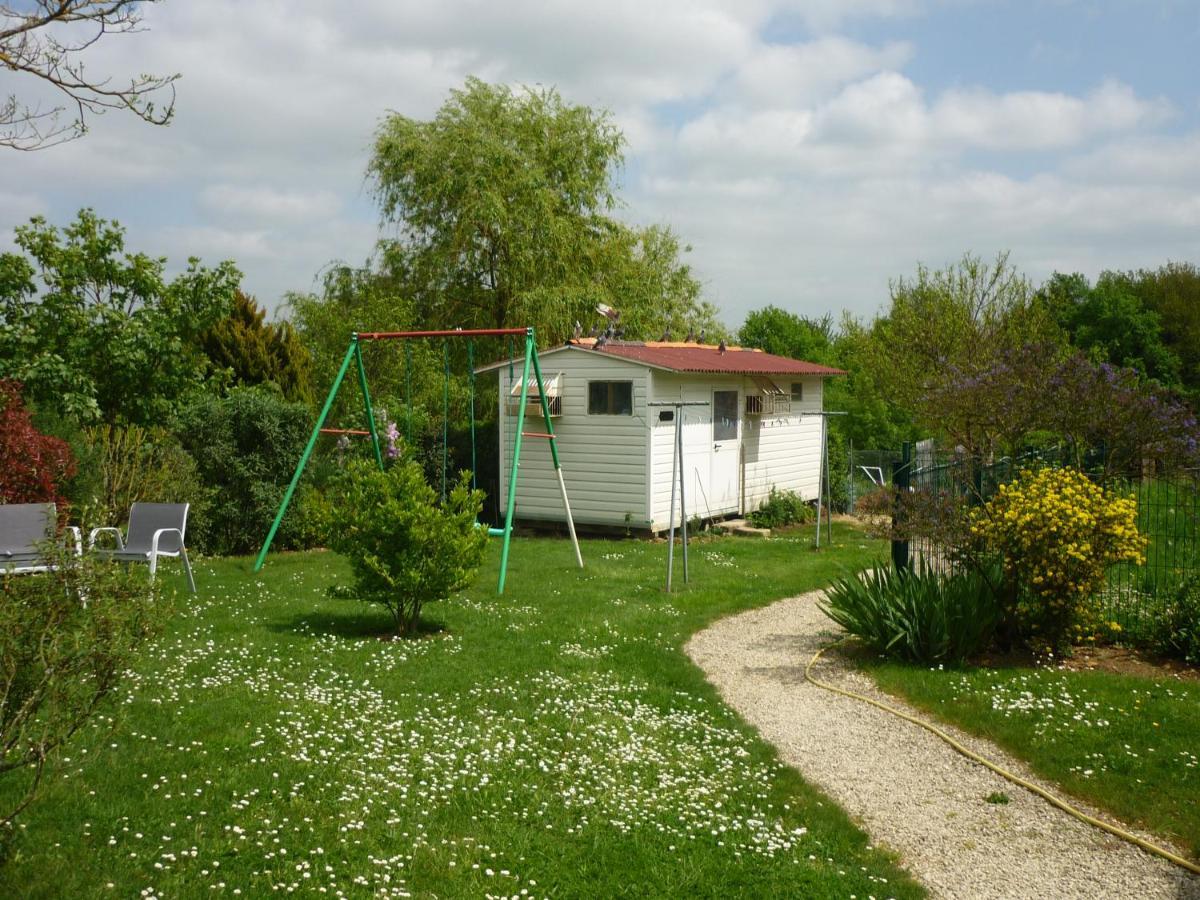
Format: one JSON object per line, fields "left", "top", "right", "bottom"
{"left": 474, "top": 339, "right": 846, "bottom": 377}
{"left": 591, "top": 342, "right": 846, "bottom": 376}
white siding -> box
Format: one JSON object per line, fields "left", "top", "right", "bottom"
{"left": 648, "top": 372, "right": 746, "bottom": 531}
{"left": 497, "top": 351, "right": 650, "bottom": 527}
{"left": 742, "top": 377, "right": 825, "bottom": 510}
{"left": 492, "top": 348, "right": 832, "bottom": 532}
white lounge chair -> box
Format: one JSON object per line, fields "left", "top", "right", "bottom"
{"left": 0, "top": 503, "right": 81, "bottom": 575}
{"left": 90, "top": 502, "right": 196, "bottom": 593}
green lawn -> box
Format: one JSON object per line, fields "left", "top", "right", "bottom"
{"left": 2, "top": 526, "right": 923, "bottom": 899}
{"left": 867, "top": 661, "right": 1200, "bottom": 860}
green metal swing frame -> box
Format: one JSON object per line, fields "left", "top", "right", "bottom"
{"left": 252, "top": 326, "right": 583, "bottom": 593}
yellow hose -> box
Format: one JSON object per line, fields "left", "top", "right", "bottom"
{"left": 804, "top": 639, "right": 1200, "bottom": 878}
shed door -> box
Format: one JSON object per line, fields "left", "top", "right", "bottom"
{"left": 710, "top": 389, "right": 740, "bottom": 514}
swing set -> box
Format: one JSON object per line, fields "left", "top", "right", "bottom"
{"left": 252, "top": 327, "right": 583, "bottom": 593}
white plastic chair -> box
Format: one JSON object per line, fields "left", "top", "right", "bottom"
{"left": 90, "top": 502, "right": 196, "bottom": 593}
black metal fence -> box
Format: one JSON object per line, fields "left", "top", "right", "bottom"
{"left": 874, "top": 442, "right": 1200, "bottom": 638}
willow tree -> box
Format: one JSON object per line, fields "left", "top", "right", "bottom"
{"left": 367, "top": 77, "right": 718, "bottom": 342}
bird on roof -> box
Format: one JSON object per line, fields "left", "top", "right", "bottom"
{"left": 684, "top": 326, "right": 696, "bottom": 342}
{"left": 588, "top": 321, "right": 600, "bottom": 338}
{"left": 604, "top": 323, "right": 615, "bottom": 340}
{"left": 573, "top": 320, "right": 582, "bottom": 339}
{"left": 698, "top": 328, "right": 706, "bottom": 344}
{"left": 718, "top": 339, "right": 727, "bottom": 354}
{"left": 614, "top": 326, "right": 625, "bottom": 340}
{"left": 659, "top": 328, "right": 670, "bottom": 342}
{"left": 595, "top": 332, "right": 608, "bottom": 350}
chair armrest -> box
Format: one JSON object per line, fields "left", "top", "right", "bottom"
{"left": 150, "top": 528, "right": 185, "bottom": 556}
{"left": 63, "top": 526, "right": 83, "bottom": 557}
{"left": 89, "top": 527, "right": 125, "bottom": 551}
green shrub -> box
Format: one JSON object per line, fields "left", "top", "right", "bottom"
{"left": 175, "top": 386, "right": 312, "bottom": 555}
{"left": 1, "top": 550, "right": 168, "bottom": 833}
{"left": 1151, "top": 575, "right": 1200, "bottom": 664}
{"left": 820, "top": 560, "right": 1002, "bottom": 665}
{"left": 748, "top": 488, "right": 815, "bottom": 529}
{"left": 325, "top": 459, "right": 487, "bottom": 636}
{"left": 970, "top": 467, "right": 1147, "bottom": 653}
{"left": 68, "top": 424, "right": 211, "bottom": 549}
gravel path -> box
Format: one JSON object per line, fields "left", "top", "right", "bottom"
{"left": 685, "top": 589, "right": 1200, "bottom": 900}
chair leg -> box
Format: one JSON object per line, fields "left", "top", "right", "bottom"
{"left": 148, "top": 552, "right": 157, "bottom": 582}
{"left": 181, "top": 548, "right": 196, "bottom": 594}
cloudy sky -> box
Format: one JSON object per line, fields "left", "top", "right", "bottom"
{"left": 2, "top": 0, "right": 1197, "bottom": 328}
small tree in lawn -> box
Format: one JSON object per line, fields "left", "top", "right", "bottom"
{"left": 326, "top": 459, "right": 487, "bottom": 636}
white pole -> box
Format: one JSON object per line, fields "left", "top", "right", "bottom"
{"left": 556, "top": 468, "right": 584, "bottom": 568}
{"left": 679, "top": 412, "right": 690, "bottom": 582}
{"left": 666, "top": 408, "right": 680, "bottom": 592}
{"left": 815, "top": 414, "right": 827, "bottom": 549}
{"left": 822, "top": 415, "right": 833, "bottom": 546}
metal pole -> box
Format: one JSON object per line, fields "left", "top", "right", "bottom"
{"left": 497, "top": 332, "right": 534, "bottom": 594}
{"left": 650, "top": 400, "right": 708, "bottom": 590}
{"left": 815, "top": 414, "right": 827, "bottom": 549}
{"left": 665, "top": 407, "right": 680, "bottom": 592}
{"left": 355, "top": 340, "right": 384, "bottom": 470}
{"left": 529, "top": 338, "right": 583, "bottom": 569}
{"left": 680, "top": 413, "right": 689, "bottom": 582}
{"left": 823, "top": 415, "right": 833, "bottom": 546}
{"left": 441, "top": 339, "right": 449, "bottom": 501}
{"left": 254, "top": 338, "right": 357, "bottom": 571}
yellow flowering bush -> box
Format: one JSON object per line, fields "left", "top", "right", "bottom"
{"left": 970, "top": 467, "right": 1146, "bottom": 652}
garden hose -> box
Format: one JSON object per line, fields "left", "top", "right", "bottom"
{"left": 804, "top": 639, "right": 1200, "bottom": 878}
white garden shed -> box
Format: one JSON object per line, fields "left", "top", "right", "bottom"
{"left": 475, "top": 338, "right": 845, "bottom": 533}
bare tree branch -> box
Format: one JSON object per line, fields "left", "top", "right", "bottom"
{"left": 1, "top": 1, "right": 178, "bottom": 150}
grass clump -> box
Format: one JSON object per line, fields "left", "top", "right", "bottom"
{"left": 820, "top": 560, "right": 1001, "bottom": 665}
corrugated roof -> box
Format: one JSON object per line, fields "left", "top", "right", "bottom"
{"left": 474, "top": 339, "right": 846, "bottom": 377}
{"left": 586, "top": 341, "right": 846, "bottom": 376}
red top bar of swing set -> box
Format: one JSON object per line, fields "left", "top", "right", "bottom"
{"left": 354, "top": 328, "right": 529, "bottom": 340}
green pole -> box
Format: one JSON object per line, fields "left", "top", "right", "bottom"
{"left": 467, "top": 340, "right": 477, "bottom": 491}
{"left": 442, "top": 339, "right": 450, "bottom": 502}
{"left": 355, "top": 340, "right": 384, "bottom": 470}
{"left": 404, "top": 342, "right": 413, "bottom": 445}
{"left": 497, "top": 330, "right": 534, "bottom": 594}
{"left": 253, "top": 338, "right": 357, "bottom": 572}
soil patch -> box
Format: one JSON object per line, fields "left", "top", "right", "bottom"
{"left": 1058, "top": 645, "right": 1199, "bottom": 682}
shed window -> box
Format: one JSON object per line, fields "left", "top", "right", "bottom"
{"left": 506, "top": 373, "right": 562, "bottom": 417}
{"left": 791, "top": 381, "right": 804, "bottom": 402}
{"left": 588, "top": 381, "right": 633, "bottom": 415}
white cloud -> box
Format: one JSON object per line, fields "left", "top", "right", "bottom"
{"left": 199, "top": 185, "right": 342, "bottom": 222}
{"left": 0, "top": 0, "right": 1195, "bottom": 328}
{"left": 931, "top": 79, "right": 1172, "bottom": 150}
{"left": 732, "top": 38, "right": 914, "bottom": 108}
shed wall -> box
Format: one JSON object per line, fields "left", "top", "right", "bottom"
{"left": 742, "top": 377, "right": 825, "bottom": 510}
{"left": 648, "top": 374, "right": 826, "bottom": 531}
{"left": 497, "top": 352, "right": 650, "bottom": 527}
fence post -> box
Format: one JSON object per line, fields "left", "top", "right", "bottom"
{"left": 891, "top": 441, "right": 912, "bottom": 574}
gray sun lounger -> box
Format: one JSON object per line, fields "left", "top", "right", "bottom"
{"left": 90, "top": 502, "right": 196, "bottom": 593}
{"left": 0, "top": 503, "right": 82, "bottom": 574}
